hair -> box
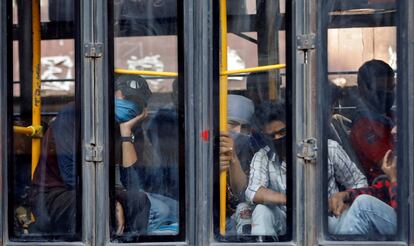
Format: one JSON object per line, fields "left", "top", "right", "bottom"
{"left": 357, "top": 59, "right": 394, "bottom": 94}
{"left": 253, "top": 100, "right": 286, "bottom": 130}
{"left": 245, "top": 72, "right": 270, "bottom": 106}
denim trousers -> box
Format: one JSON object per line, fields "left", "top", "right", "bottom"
{"left": 147, "top": 193, "right": 179, "bottom": 233}
{"left": 329, "top": 194, "right": 396, "bottom": 236}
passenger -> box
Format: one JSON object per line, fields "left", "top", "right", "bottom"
{"left": 328, "top": 142, "right": 397, "bottom": 237}
{"left": 246, "top": 101, "right": 368, "bottom": 237}
{"left": 350, "top": 60, "right": 396, "bottom": 183}
{"left": 122, "top": 78, "right": 179, "bottom": 234}
{"left": 220, "top": 95, "right": 255, "bottom": 235}
{"left": 143, "top": 110, "right": 180, "bottom": 234}
{"left": 29, "top": 74, "right": 152, "bottom": 236}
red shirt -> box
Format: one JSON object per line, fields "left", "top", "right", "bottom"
{"left": 350, "top": 110, "right": 394, "bottom": 183}
{"left": 347, "top": 179, "right": 398, "bottom": 209}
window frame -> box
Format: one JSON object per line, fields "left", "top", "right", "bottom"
{"left": 315, "top": 0, "right": 414, "bottom": 244}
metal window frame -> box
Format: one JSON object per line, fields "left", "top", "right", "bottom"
{"left": 315, "top": 0, "right": 414, "bottom": 245}
{"left": 95, "top": 0, "right": 196, "bottom": 245}
{"left": 206, "top": 0, "right": 302, "bottom": 245}
{"left": 0, "top": 0, "right": 91, "bottom": 245}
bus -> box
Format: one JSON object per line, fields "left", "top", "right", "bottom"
{"left": 0, "top": 0, "right": 413, "bottom": 245}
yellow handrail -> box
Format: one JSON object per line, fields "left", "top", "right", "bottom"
{"left": 32, "top": 0, "right": 41, "bottom": 178}
{"left": 219, "top": 0, "right": 228, "bottom": 236}
{"left": 221, "top": 63, "right": 286, "bottom": 75}
{"left": 115, "top": 68, "right": 178, "bottom": 77}
{"left": 13, "top": 125, "right": 43, "bottom": 137}
{"left": 114, "top": 64, "right": 286, "bottom": 79}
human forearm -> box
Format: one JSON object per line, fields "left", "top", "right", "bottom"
{"left": 121, "top": 142, "right": 138, "bottom": 167}
{"left": 253, "top": 187, "right": 286, "bottom": 205}
{"left": 228, "top": 155, "right": 247, "bottom": 195}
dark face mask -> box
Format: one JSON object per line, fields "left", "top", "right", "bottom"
{"left": 273, "top": 136, "right": 286, "bottom": 161}
{"left": 376, "top": 90, "right": 395, "bottom": 113}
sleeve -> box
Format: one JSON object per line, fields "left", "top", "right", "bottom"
{"left": 329, "top": 140, "right": 368, "bottom": 189}
{"left": 388, "top": 181, "right": 398, "bottom": 209}
{"left": 347, "top": 179, "right": 391, "bottom": 206}
{"left": 119, "top": 163, "right": 143, "bottom": 190}
{"left": 53, "top": 103, "right": 77, "bottom": 188}
{"left": 245, "top": 149, "right": 269, "bottom": 204}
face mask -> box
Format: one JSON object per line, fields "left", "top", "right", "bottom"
{"left": 273, "top": 136, "right": 286, "bottom": 161}
{"left": 115, "top": 98, "right": 141, "bottom": 123}
{"left": 376, "top": 91, "right": 395, "bottom": 113}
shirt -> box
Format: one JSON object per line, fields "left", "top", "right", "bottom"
{"left": 245, "top": 140, "right": 368, "bottom": 206}
{"left": 350, "top": 105, "right": 395, "bottom": 183}
{"left": 245, "top": 145, "right": 286, "bottom": 211}
{"left": 327, "top": 140, "right": 368, "bottom": 197}
{"left": 347, "top": 178, "right": 398, "bottom": 209}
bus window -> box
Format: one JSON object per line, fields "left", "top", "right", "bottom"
{"left": 10, "top": 0, "right": 80, "bottom": 241}
{"left": 215, "top": 0, "right": 290, "bottom": 242}
{"left": 324, "top": 0, "right": 398, "bottom": 241}
{"left": 110, "top": 0, "right": 184, "bottom": 242}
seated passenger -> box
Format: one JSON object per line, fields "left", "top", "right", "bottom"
{"left": 144, "top": 109, "right": 180, "bottom": 234}
{"left": 246, "top": 101, "right": 367, "bottom": 237}
{"left": 121, "top": 78, "right": 179, "bottom": 234}
{"left": 29, "top": 75, "right": 152, "bottom": 236}
{"left": 350, "top": 60, "right": 396, "bottom": 183}
{"left": 220, "top": 94, "right": 255, "bottom": 235}
{"left": 328, "top": 145, "right": 397, "bottom": 237}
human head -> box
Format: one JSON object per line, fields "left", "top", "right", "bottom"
{"left": 227, "top": 94, "right": 254, "bottom": 134}
{"left": 114, "top": 74, "right": 152, "bottom": 123}
{"left": 357, "top": 60, "right": 395, "bottom": 114}
{"left": 115, "top": 74, "right": 152, "bottom": 106}
{"left": 253, "top": 100, "right": 287, "bottom": 159}
{"left": 246, "top": 72, "right": 270, "bottom": 107}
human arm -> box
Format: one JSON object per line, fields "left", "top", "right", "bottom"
{"left": 119, "top": 108, "right": 148, "bottom": 167}
{"left": 245, "top": 148, "right": 286, "bottom": 205}
{"left": 252, "top": 187, "right": 286, "bottom": 205}
{"left": 328, "top": 140, "right": 368, "bottom": 189}
{"left": 220, "top": 132, "right": 247, "bottom": 195}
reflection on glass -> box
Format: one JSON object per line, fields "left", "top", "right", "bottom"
{"left": 217, "top": 0, "right": 288, "bottom": 242}
{"left": 326, "top": 1, "right": 397, "bottom": 240}
{"left": 11, "top": 0, "right": 79, "bottom": 240}
{"left": 111, "top": 0, "right": 181, "bottom": 241}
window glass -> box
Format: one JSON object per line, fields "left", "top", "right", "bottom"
{"left": 111, "top": 0, "right": 184, "bottom": 242}
{"left": 10, "top": 0, "right": 80, "bottom": 240}
{"left": 325, "top": 0, "right": 398, "bottom": 240}
{"left": 216, "top": 0, "right": 289, "bottom": 242}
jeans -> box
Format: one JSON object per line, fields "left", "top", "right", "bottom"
{"left": 251, "top": 204, "right": 286, "bottom": 236}
{"left": 147, "top": 193, "right": 179, "bottom": 233}
{"left": 329, "top": 194, "right": 396, "bottom": 236}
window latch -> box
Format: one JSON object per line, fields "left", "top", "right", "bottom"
{"left": 297, "top": 33, "right": 316, "bottom": 64}
{"left": 84, "top": 43, "right": 103, "bottom": 59}
{"left": 297, "top": 138, "right": 317, "bottom": 163}
{"left": 85, "top": 144, "right": 103, "bottom": 162}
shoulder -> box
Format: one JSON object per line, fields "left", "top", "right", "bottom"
{"left": 252, "top": 147, "right": 271, "bottom": 162}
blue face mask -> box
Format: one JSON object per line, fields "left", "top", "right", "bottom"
{"left": 115, "top": 98, "right": 141, "bottom": 123}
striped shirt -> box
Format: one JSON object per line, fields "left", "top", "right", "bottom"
{"left": 245, "top": 140, "right": 368, "bottom": 205}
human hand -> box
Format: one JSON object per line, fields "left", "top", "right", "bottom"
{"left": 219, "top": 132, "right": 235, "bottom": 172}
{"left": 328, "top": 191, "right": 349, "bottom": 217}
{"left": 115, "top": 201, "right": 125, "bottom": 235}
{"left": 119, "top": 108, "right": 148, "bottom": 136}
{"left": 381, "top": 149, "right": 397, "bottom": 183}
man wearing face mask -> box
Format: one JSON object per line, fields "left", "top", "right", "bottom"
{"left": 350, "top": 60, "right": 396, "bottom": 184}
{"left": 246, "top": 101, "right": 367, "bottom": 238}
{"left": 29, "top": 74, "right": 151, "bottom": 236}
